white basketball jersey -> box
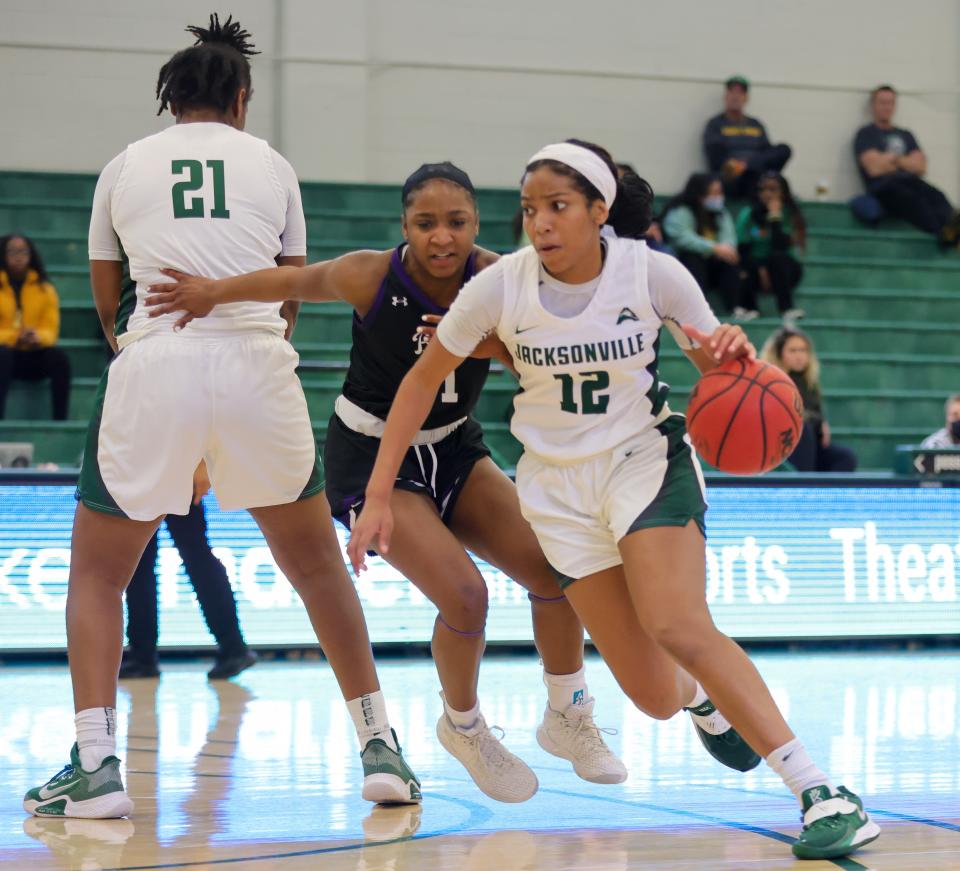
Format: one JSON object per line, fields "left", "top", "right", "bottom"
{"left": 498, "top": 238, "right": 669, "bottom": 463}
{"left": 94, "top": 123, "right": 303, "bottom": 339}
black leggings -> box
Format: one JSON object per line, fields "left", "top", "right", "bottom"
{"left": 788, "top": 421, "right": 857, "bottom": 472}
{"left": 0, "top": 345, "right": 71, "bottom": 420}
{"left": 677, "top": 252, "right": 741, "bottom": 314}
{"left": 125, "top": 500, "right": 248, "bottom": 661}
{"left": 740, "top": 254, "right": 804, "bottom": 313}
{"left": 872, "top": 175, "right": 954, "bottom": 236}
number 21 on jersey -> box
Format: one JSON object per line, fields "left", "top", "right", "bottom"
{"left": 171, "top": 159, "right": 230, "bottom": 219}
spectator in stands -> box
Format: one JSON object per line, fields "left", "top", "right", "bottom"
{"left": 761, "top": 327, "right": 857, "bottom": 472}
{"left": 736, "top": 172, "right": 806, "bottom": 322}
{"left": 0, "top": 234, "right": 71, "bottom": 420}
{"left": 854, "top": 85, "right": 960, "bottom": 247}
{"left": 703, "top": 75, "right": 792, "bottom": 199}
{"left": 662, "top": 173, "right": 740, "bottom": 314}
{"left": 120, "top": 461, "right": 258, "bottom": 680}
{"left": 920, "top": 394, "right": 960, "bottom": 448}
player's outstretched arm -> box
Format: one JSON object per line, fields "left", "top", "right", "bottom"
{"left": 145, "top": 250, "right": 389, "bottom": 329}
{"left": 346, "top": 339, "right": 465, "bottom": 573}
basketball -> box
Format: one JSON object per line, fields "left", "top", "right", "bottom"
{"left": 686, "top": 357, "right": 804, "bottom": 475}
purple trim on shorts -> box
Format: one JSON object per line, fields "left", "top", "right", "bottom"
{"left": 331, "top": 493, "right": 365, "bottom": 530}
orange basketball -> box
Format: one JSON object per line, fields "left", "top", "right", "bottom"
{"left": 685, "top": 358, "right": 804, "bottom": 475}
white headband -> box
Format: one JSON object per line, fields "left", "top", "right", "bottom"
{"left": 526, "top": 143, "right": 618, "bottom": 208}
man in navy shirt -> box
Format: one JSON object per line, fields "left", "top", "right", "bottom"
{"left": 854, "top": 85, "right": 960, "bottom": 246}
{"left": 703, "top": 75, "right": 792, "bottom": 198}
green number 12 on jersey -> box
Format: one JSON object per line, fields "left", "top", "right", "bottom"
{"left": 171, "top": 159, "right": 230, "bottom": 219}
{"left": 553, "top": 370, "right": 610, "bottom": 414}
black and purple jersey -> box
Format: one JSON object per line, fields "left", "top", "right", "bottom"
{"left": 341, "top": 246, "right": 491, "bottom": 429}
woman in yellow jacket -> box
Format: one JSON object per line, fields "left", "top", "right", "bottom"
{"left": 0, "top": 234, "right": 71, "bottom": 419}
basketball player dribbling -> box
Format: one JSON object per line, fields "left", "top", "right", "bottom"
{"left": 346, "top": 140, "right": 881, "bottom": 861}
{"left": 23, "top": 15, "right": 419, "bottom": 819}
{"left": 144, "top": 160, "right": 769, "bottom": 800}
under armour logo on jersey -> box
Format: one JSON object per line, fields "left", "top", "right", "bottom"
{"left": 392, "top": 296, "right": 409, "bottom": 307}
{"left": 617, "top": 307, "right": 639, "bottom": 324}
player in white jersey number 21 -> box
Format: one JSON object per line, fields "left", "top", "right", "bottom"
{"left": 23, "top": 15, "right": 419, "bottom": 820}
{"left": 348, "top": 139, "right": 881, "bottom": 863}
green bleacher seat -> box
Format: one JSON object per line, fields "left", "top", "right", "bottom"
{"left": 2, "top": 169, "right": 957, "bottom": 470}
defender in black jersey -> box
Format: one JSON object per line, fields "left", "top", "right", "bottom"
{"left": 145, "top": 162, "right": 630, "bottom": 801}
{"left": 325, "top": 245, "right": 491, "bottom": 528}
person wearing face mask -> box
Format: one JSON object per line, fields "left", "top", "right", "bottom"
{"left": 661, "top": 173, "right": 741, "bottom": 314}
{"left": 761, "top": 327, "right": 857, "bottom": 472}
{"left": 920, "top": 394, "right": 960, "bottom": 449}
{"left": 0, "top": 233, "right": 72, "bottom": 420}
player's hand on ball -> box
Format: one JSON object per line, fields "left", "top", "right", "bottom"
{"left": 347, "top": 495, "right": 394, "bottom": 574}
{"left": 682, "top": 323, "right": 756, "bottom": 364}
{"left": 146, "top": 269, "right": 218, "bottom": 330}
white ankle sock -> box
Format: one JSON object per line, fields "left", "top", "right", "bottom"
{"left": 543, "top": 666, "right": 588, "bottom": 713}
{"left": 75, "top": 707, "right": 117, "bottom": 771}
{"left": 443, "top": 696, "right": 480, "bottom": 732}
{"left": 682, "top": 683, "right": 731, "bottom": 735}
{"left": 347, "top": 691, "right": 397, "bottom": 752}
{"left": 766, "top": 738, "right": 834, "bottom": 801}
{"left": 684, "top": 681, "right": 709, "bottom": 710}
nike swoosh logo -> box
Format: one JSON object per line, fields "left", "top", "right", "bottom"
{"left": 515, "top": 325, "right": 536, "bottom": 334}
{"left": 38, "top": 778, "right": 82, "bottom": 801}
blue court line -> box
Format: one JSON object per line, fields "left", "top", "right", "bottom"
{"left": 701, "top": 780, "right": 960, "bottom": 835}
{"left": 853, "top": 808, "right": 960, "bottom": 833}
{"left": 127, "top": 734, "right": 239, "bottom": 746}
{"left": 128, "top": 768, "right": 236, "bottom": 780}
{"left": 529, "top": 784, "right": 873, "bottom": 871}
{"left": 126, "top": 746, "right": 237, "bottom": 760}
{"left": 100, "top": 792, "right": 491, "bottom": 871}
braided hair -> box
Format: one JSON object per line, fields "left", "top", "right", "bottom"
{"left": 156, "top": 13, "right": 260, "bottom": 117}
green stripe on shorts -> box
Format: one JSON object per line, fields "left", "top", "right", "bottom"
{"left": 626, "top": 414, "right": 707, "bottom": 537}
{"left": 297, "top": 438, "right": 326, "bottom": 501}
{"left": 76, "top": 365, "right": 127, "bottom": 517}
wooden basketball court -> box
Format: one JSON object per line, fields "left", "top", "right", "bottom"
{"left": 3, "top": 651, "right": 958, "bottom": 869}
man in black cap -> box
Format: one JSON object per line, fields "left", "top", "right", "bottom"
{"left": 703, "top": 76, "right": 793, "bottom": 198}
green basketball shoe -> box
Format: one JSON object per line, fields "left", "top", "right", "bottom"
{"left": 23, "top": 744, "right": 134, "bottom": 818}
{"left": 685, "top": 700, "right": 761, "bottom": 772}
{"left": 360, "top": 729, "right": 422, "bottom": 804}
{"left": 792, "top": 785, "right": 881, "bottom": 860}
